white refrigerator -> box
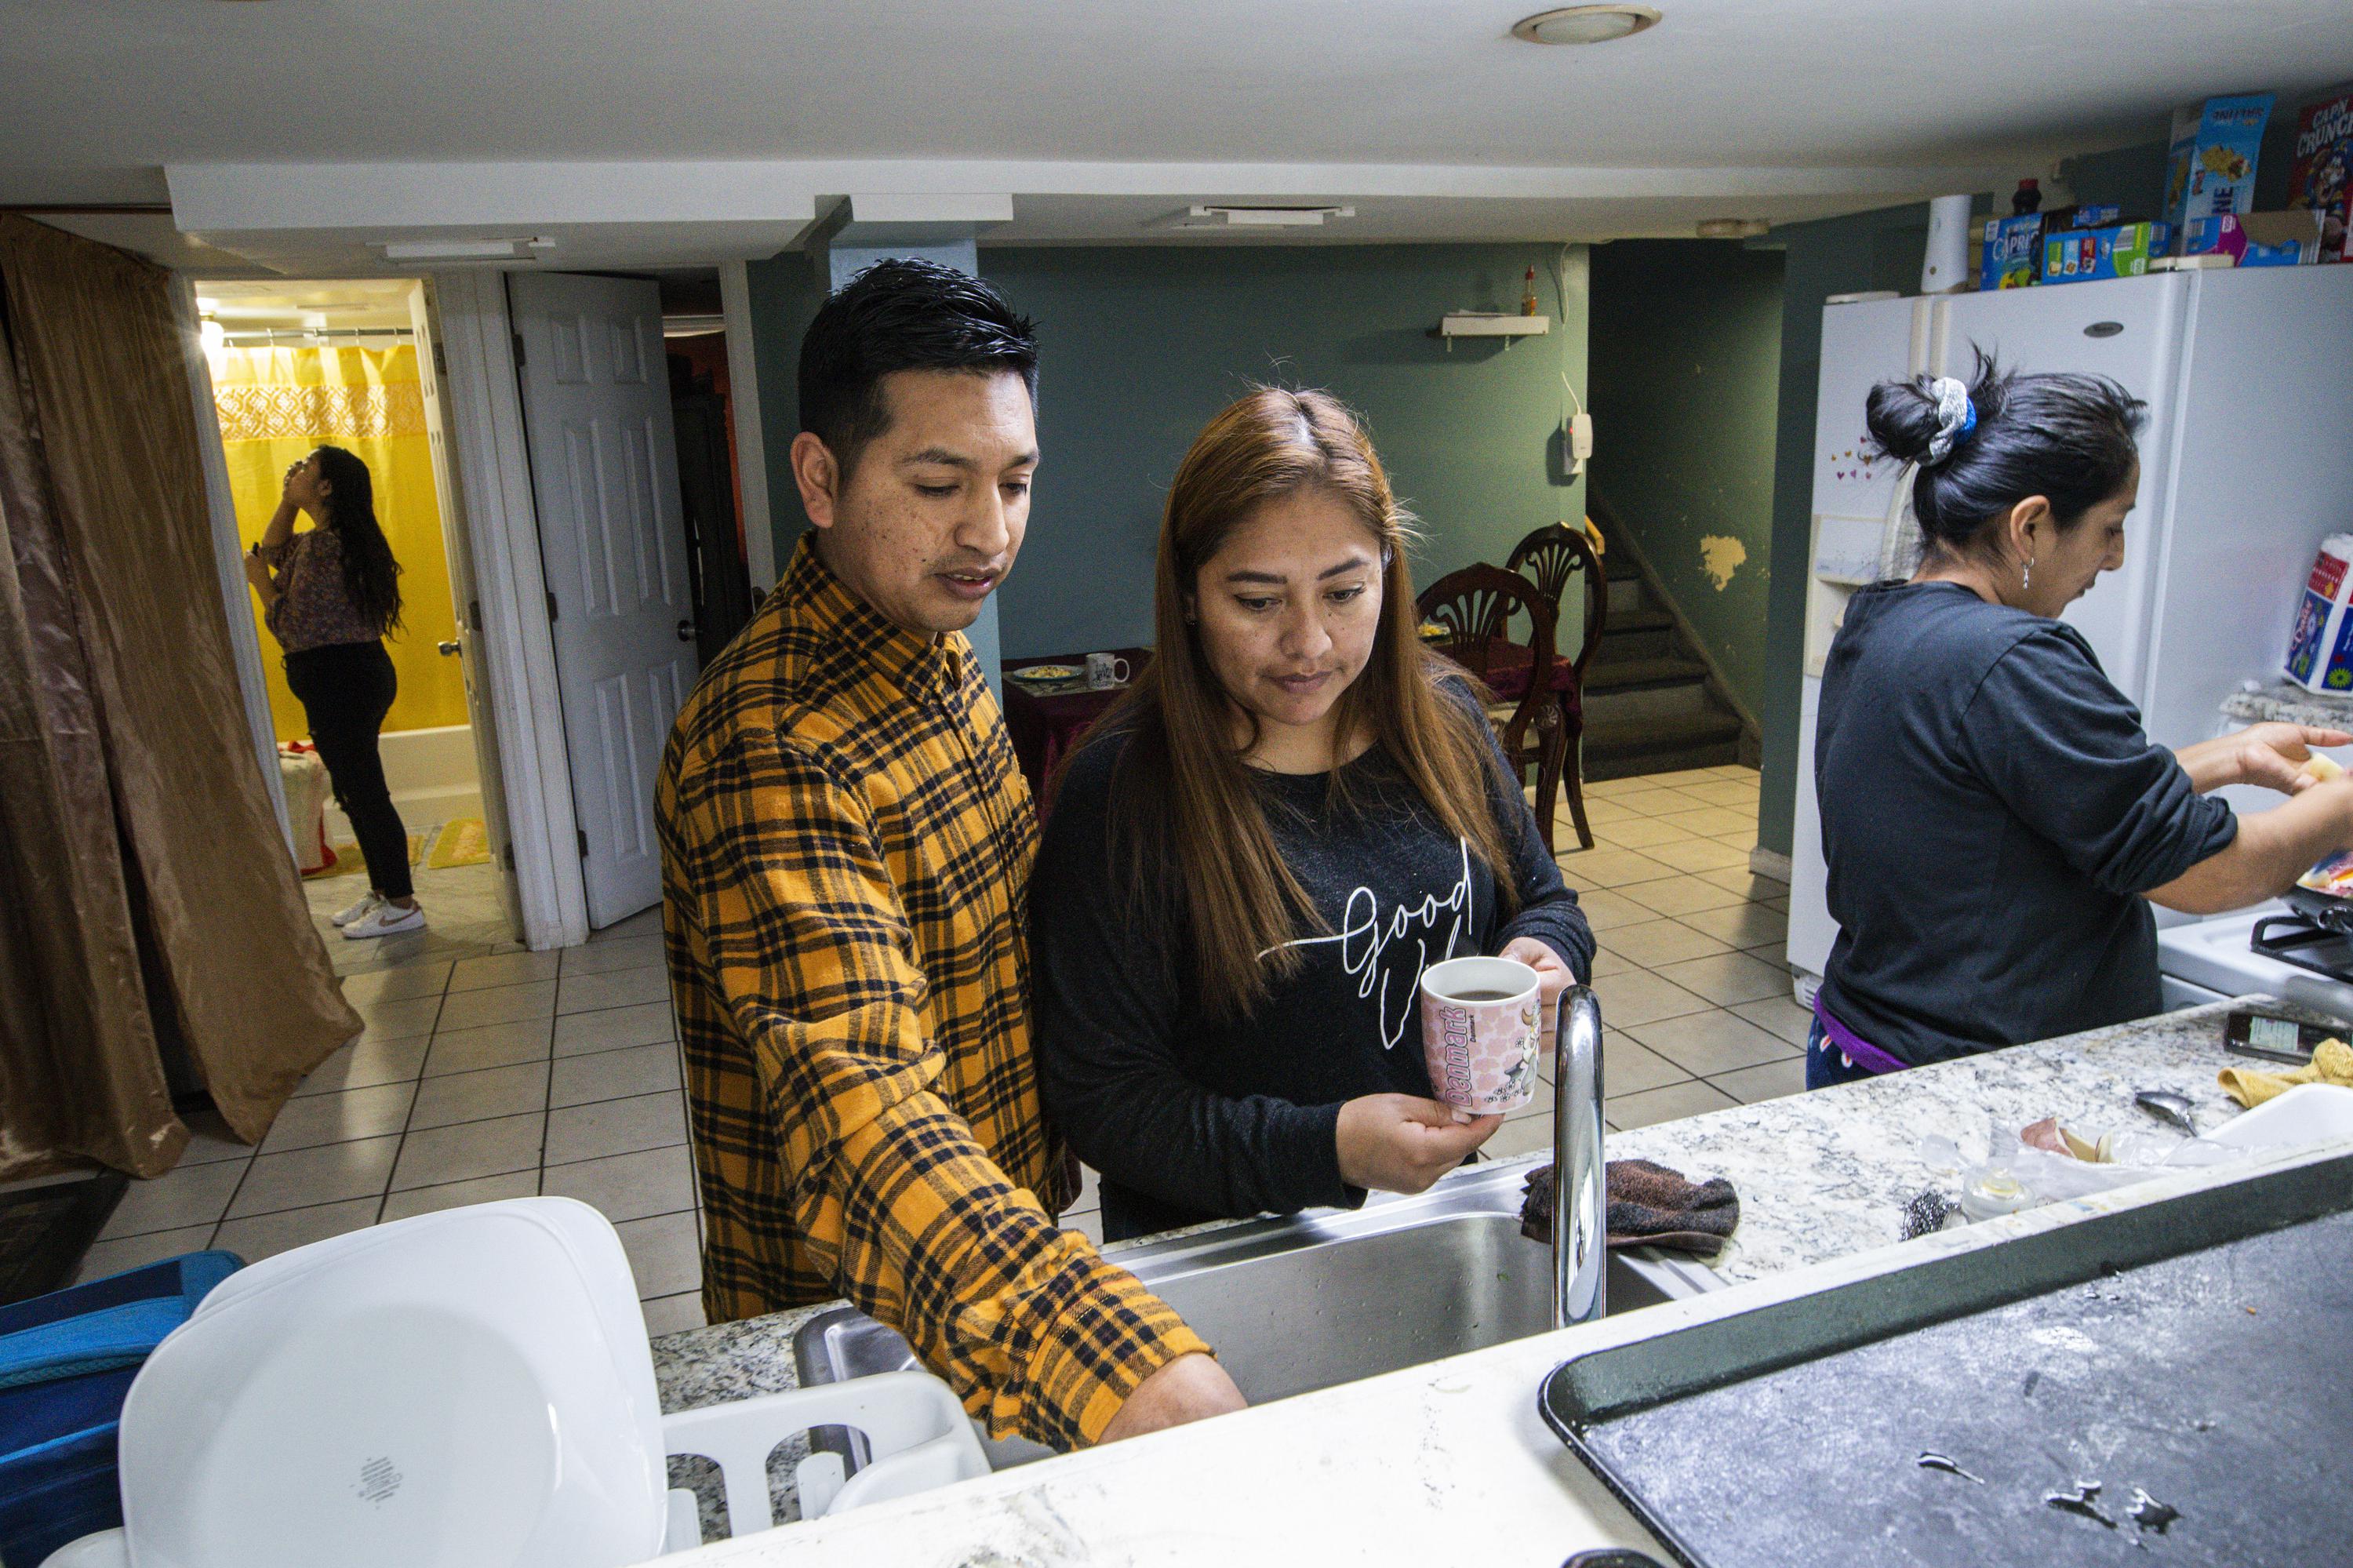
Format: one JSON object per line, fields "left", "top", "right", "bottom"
{"left": 1786, "top": 264, "right": 2353, "bottom": 994}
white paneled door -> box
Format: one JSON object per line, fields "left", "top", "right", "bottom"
{"left": 507, "top": 272, "right": 697, "bottom": 929}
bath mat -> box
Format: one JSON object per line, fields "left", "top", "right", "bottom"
{"left": 303, "top": 829, "right": 427, "bottom": 879}
{"left": 427, "top": 818, "right": 491, "bottom": 870}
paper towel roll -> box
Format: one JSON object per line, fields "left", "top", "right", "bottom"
{"left": 1921, "top": 194, "right": 1974, "bottom": 294}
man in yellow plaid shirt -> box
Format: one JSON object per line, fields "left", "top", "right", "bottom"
{"left": 656, "top": 259, "right": 1241, "bottom": 1451}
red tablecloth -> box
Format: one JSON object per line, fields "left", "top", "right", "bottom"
{"left": 1001, "top": 648, "right": 1152, "bottom": 815}
{"left": 1445, "top": 644, "right": 1582, "bottom": 726}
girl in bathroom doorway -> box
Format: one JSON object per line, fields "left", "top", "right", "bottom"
{"left": 245, "top": 445, "right": 424, "bottom": 940}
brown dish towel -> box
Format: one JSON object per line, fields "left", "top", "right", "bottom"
{"left": 1519, "top": 1159, "right": 1740, "bottom": 1259}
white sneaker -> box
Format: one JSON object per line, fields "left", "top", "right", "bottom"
{"left": 342, "top": 900, "right": 426, "bottom": 940}
{"left": 330, "top": 891, "right": 384, "bottom": 927}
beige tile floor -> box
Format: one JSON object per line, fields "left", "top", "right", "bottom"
{"left": 77, "top": 765, "right": 1794, "bottom": 1336}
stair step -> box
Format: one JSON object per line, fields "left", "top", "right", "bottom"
{"left": 1579, "top": 708, "right": 1745, "bottom": 782}
{"left": 1583, "top": 734, "right": 1745, "bottom": 783}
{"left": 1584, "top": 705, "right": 1742, "bottom": 753}
{"left": 1583, "top": 656, "right": 1708, "bottom": 693}
{"left": 1593, "top": 605, "right": 1675, "bottom": 660}
{"left": 1605, "top": 575, "right": 1649, "bottom": 617}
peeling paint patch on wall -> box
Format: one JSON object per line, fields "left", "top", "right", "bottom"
{"left": 1699, "top": 535, "right": 1747, "bottom": 591}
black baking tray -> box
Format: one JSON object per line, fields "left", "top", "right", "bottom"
{"left": 1538, "top": 1150, "right": 2353, "bottom": 1567}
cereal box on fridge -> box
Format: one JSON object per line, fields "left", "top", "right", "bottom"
{"left": 2289, "top": 84, "right": 2353, "bottom": 264}
{"left": 2166, "top": 92, "right": 2276, "bottom": 255}
{"left": 2286, "top": 534, "right": 2353, "bottom": 693}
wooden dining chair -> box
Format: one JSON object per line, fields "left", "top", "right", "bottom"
{"left": 1416, "top": 563, "right": 1567, "bottom": 855}
{"left": 1506, "top": 522, "right": 1608, "bottom": 851}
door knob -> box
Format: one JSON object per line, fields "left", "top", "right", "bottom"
{"left": 676, "top": 619, "right": 695, "bottom": 642}
{"left": 438, "top": 640, "right": 461, "bottom": 657}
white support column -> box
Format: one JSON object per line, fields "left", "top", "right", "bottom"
{"left": 175, "top": 276, "right": 291, "bottom": 854}
{"left": 429, "top": 268, "right": 591, "bottom": 950}
{"left": 718, "top": 259, "right": 777, "bottom": 592}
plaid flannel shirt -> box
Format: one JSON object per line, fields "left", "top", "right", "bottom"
{"left": 656, "top": 537, "right": 1207, "bottom": 1450}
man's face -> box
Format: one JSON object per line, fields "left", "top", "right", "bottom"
{"left": 795, "top": 369, "right": 1037, "bottom": 636}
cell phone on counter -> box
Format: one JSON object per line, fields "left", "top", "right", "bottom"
{"left": 2224, "top": 1006, "right": 2340, "bottom": 1068}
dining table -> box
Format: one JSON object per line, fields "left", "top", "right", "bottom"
{"left": 999, "top": 647, "right": 1153, "bottom": 817}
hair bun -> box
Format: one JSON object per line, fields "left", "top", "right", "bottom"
{"left": 1864, "top": 377, "right": 1944, "bottom": 467}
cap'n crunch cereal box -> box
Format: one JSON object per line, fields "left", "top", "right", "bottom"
{"left": 2289, "top": 85, "right": 2353, "bottom": 264}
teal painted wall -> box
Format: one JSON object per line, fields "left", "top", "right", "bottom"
{"left": 974, "top": 244, "right": 1591, "bottom": 659}
{"left": 1587, "top": 241, "right": 1785, "bottom": 719}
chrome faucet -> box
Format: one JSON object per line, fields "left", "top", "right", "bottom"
{"left": 1553, "top": 984, "right": 1606, "bottom": 1330}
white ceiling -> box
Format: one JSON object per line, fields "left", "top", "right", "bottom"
{"left": 6, "top": 0, "right": 2351, "bottom": 272}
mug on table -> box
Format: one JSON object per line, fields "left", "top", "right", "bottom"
{"left": 1086, "top": 652, "right": 1132, "bottom": 689}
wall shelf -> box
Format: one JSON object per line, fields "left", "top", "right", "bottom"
{"left": 1433, "top": 311, "right": 1551, "bottom": 349}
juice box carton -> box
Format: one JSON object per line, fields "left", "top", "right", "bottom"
{"left": 2041, "top": 221, "right": 2170, "bottom": 284}
{"left": 1979, "top": 213, "right": 2042, "bottom": 289}
{"left": 2286, "top": 534, "right": 2353, "bottom": 693}
{"left": 2166, "top": 92, "right": 2275, "bottom": 254}
{"left": 2288, "top": 84, "right": 2353, "bottom": 263}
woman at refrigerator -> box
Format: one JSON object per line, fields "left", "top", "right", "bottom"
{"left": 1808, "top": 353, "right": 2353, "bottom": 1087}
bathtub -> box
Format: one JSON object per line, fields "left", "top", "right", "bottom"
{"left": 322, "top": 721, "right": 485, "bottom": 841}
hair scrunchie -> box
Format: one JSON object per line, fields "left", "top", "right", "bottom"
{"left": 1926, "top": 376, "right": 1978, "bottom": 466}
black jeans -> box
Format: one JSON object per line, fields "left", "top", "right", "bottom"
{"left": 285, "top": 641, "right": 411, "bottom": 900}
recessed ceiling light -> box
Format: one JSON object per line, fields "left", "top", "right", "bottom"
{"left": 1512, "top": 5, "right": 1660, "bottom": 45}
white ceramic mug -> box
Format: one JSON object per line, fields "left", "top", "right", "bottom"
{"left": 1086, "top": 652, "right": 1132, "bottom": 689}
{"left": 1418, "top": 955, "right": 1543, "bottom": 1117}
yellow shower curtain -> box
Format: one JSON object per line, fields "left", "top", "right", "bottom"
{"left": 212, "top": 343, "right": 464, "bottom": 740}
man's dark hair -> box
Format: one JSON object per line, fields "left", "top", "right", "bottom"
{"left": 797, "top": 257, "right": 1039, "bottom": 476}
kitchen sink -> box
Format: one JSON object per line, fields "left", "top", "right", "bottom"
{"left": 792, "top": 1155, "right": 1722, "bottom": 1470}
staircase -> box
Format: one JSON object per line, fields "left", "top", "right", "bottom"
{"left": 1579, "top": 541, "right": 1755, "bottom": 782}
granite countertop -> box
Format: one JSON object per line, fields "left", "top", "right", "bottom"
{"left": 2223, "top": 678, "right": 2353, "bottom": 729}
{"left": 648, "top": 997, "right": 2310, "bottom": 1543}
{"left": 1599, "top": 999, "right": 2288, "bottom": 1285}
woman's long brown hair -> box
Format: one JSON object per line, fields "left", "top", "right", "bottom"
{"left": 1089, "top": 387, "right": 1518, "bottom": 1022}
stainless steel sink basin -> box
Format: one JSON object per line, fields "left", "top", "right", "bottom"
{"left": 793, "top": 1155, "right": 1722, "bottom": 1469}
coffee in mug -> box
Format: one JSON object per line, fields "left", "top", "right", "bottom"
{"left": 1419, "top": 955, "right": 1543, "bottom": 1117}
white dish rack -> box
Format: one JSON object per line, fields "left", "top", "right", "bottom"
{"left": 43, "top": 1198, "right": 987, "bottom": 1567}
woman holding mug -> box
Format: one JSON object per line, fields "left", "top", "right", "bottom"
{"left": 244, "top": 446, "right": 425, "bottom": 940}
{"left": 1029, "top": 388, "right": 1594, "bottom": 1241}
{"left": 1810, "top": 355, "right": 2353, "bottom": 1086}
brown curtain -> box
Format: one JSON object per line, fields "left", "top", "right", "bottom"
{"left": 0, "top": 215, "right": 359, "bottom": 1179}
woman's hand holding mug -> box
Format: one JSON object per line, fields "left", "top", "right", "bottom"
{"left": 1335, "top": 1093, "right": 1500, "bottom": 1195}
{"left": 1499, "top": 936, "right": 1576, "bottom": 1038}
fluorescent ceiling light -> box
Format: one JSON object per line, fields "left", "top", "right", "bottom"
{"left": 1512, "top": 5, "right": 1660, "bottom": 45}
{"left": 1170, "top": 205, "right": 1356, "bottom": 229}
{"left": 373, "top": 237, "right": 555, "bottom": 261}
{"left": 662, "top": 315, "right": 727, "bottom": 338}
{"left": 1696, "top": 218, "right": 1769, "bottom": 238}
